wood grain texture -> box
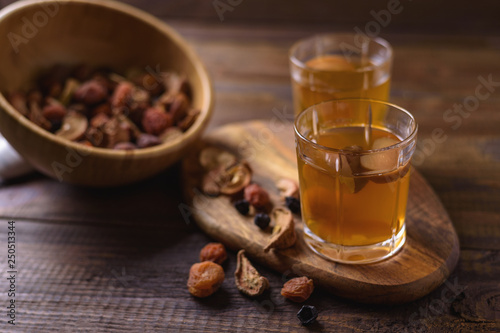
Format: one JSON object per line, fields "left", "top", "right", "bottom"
{"left": 0, "top": 9, "right": 498, "bottom": 333}
{"left": 181, "top": 120, "right": 460, "bottom": 304}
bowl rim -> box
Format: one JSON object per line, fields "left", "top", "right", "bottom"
{"left": 0, "top": 0, "right": 214, "bottom": 159}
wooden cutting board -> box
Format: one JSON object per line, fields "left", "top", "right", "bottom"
{"left": 181, "top": 120, "right": 460, "bottom": 304}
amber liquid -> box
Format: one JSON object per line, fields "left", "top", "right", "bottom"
{"left": 292, "top": 55, "right": 390, "bottom": 115}
{"left": 297, "top": 126, "right": 410, "bottom": 247}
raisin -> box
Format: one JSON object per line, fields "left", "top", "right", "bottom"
{"left": 297, "top": 305, "right": 318, "bottom": 326}
{"left": 234, "top": 199, "right": 250, "bottom": 215}
{"left": 254, "top": 213, "right": 270, "bottom": 230}
{"left": 281, "top": 276, "right": 314, "bottom": 302}
{"left": 285, "top": 196, "right": 301, "bottom": 214}
{"left": 244, "top": 183, "right": 270, "bottom": 208}
{"left": 187, "top": 261, "right": 225, "bottom": 298}
{"left": 199, "top": 242, "right": 227, "bottom": 265}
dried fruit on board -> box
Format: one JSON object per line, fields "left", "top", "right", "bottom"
{"left": 187, "top": 261, "right": 225, "bottom": 298}
{"left": 264, "top": 207, "right": 296, "bottom": 252}
{"left": 201, "top": 161, "right": 252, "bottom": 197}
{"left": 244, "top": 183, "right": 270, "bottom": 208}
{"left": 199, "top": 242, "right": 227, "bottom": 265}
{"left": 281, "top": 276, "right": 314, "bottom": 302}
{"left": 234, "top": 250, "right": 269, "bottom": 297}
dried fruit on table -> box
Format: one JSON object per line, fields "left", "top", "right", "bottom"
{"left": 199, "top": 242, "right": 227, "bottom": 265}
{"left": 297, "top": 305, "right": 318, "bottom": 325}
{"left": 264, "top": 207, "right": 296, "bottom": 252}
{"left": 233, "top": 199, "right": 250, "bottom": 216}
{"left": 254, "top": 213, "right": 270, "bottom": 230}
{"left": 281, "top": 276, "right": 314, "bottom": 302}
{"left": 285, "top": 196, "right": 301, "bottom": 214}
{"left": 234, "top": 250, "right": 269, "bottom": 297}
{"left": 187, "top": 261, "right": 225, "bottom": 298}
{"left": 244, "top": 183, "right": 270, "bottom": 208}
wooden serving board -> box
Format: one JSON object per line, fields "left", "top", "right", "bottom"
{"left": 181, "top": 120, "right": 460, "bottom": 304}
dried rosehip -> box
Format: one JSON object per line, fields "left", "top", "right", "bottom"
{"left": 141, "top": 107, "right": 173, "bottom": 135}
{"left": 285, "top": 196, "right": 301, "bottom": 214}
{"left": 187, "top": 261, "right": 225, "bottom": 298}
{"left": 90, "top": 113, "right": 110, "bottom": 128}
{"left": 199, "top": 242, "right": 227, "bottom": 265}
{"left": 111, "top": 81, "right": 133, "bottom": 109}
{"left": 244, "top": 183, "right": 270, "bottom": 208}
{"left": 233, "top": 199, "right": 250, "bottom": 215}
{"left": 297, "top": 305, "right": 318, "bottom": 326}
{"left": 42, "top": 102, "right": 67, "bottom": 123}
{"left": 254, "top": 213, "right": 270, "bottom": 230}
{"left": 73, "top": 80, "right": 108, "bottom": 105}
{"left": 281, "top": 276, "right": 314, "bottom": 302}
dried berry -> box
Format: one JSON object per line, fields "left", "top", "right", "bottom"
{"left": 234, "top": 199, "right": 250, "bottom": 215}
{"left": 234, "top": 250, "right": 269, "bottom": 297}
{"left": 199, "top": 242, "right": 227, "bottom": 265}
{"left": 73, "top": 79, "right": 108, "bottom": 105}
{"left": 264, "top": 208, "right": 296, "bottom": 252}
{"left": 285, "top": 196, "right": 301, "bottom": 214}
{"left": 281, "top": 276, "right": 314, "bottom": 302}
{"left": 42, "top": 101, "right": 67, "bottom": 123}
{"left": 111, "top": 81, "right": 133, "bottom": 109}
{"left": 8, "top": 64, "right": 198, "bottom": 150}
{"left": 297, "top": 305, "right": 318, "bottom": 326}
{"left": 141, "top": 107, "right": 173, "bottom": 135}
{"left": 90, "top": 113, "right": 110, "bottom": 128}
{"left": 244, "top": 183, "right": 270, "bottom": 208}
{"left": 187, "top": 261, "right": 225, "bottom": 298}
{"left": 254, "top": 213, "right": 270, "bottom": 230}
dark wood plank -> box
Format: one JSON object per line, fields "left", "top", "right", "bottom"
{"left": 0, "top": 219, "right": 497, "bottom": 332}
{"left": 0, "top": 6, "right": 498, "bottom": 331}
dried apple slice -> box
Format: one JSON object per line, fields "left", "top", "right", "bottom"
{"left": 360, "top": 137, "right": 399, "bottom": 171}
{"left": 360, "top": 137, "right": 408, "bottom": 184}
{"left": 339, "top": 145, "right": 367, "bottom": 194}
{"left": 55, "top": 111, "right": 88, "bottom": 141}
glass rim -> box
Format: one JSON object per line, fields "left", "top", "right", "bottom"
{"left": 294, "top": 98, "right": 418, "bottom": 154}
{"left": 289, "top": 33, "right": 393, "bottom": 75}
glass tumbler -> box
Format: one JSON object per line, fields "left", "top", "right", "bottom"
{"left": 294, "top": 98, "right": 417, "bottom": 264}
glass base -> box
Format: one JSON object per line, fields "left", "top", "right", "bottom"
{"left": 303, "top": 225, "right": 406, "bottom": 264}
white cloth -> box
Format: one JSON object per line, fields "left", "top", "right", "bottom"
{"left": 0, "top": 134, "right": 33, "bottom": 181}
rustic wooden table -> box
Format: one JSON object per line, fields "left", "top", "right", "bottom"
{"left": 1, "top": 1, "right": 499, "bottom": 332}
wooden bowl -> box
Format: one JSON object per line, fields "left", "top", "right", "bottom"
{"left": 0, "top": 0, "right": 213, "bottom": 186}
